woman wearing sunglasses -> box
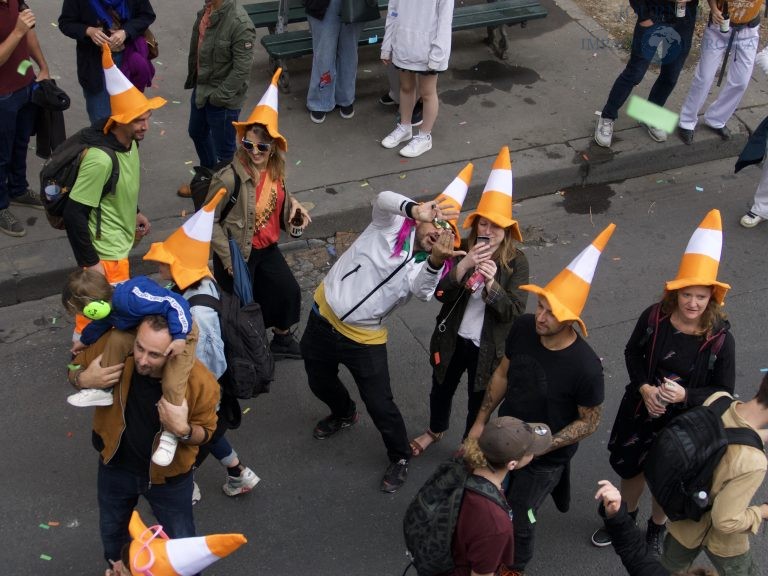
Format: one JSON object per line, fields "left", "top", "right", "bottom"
{"left": 206, "top": 79, "right": 310, "bottom": 359}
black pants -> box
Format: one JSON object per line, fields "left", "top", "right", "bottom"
{"left": 429, "top": 337, "right": 484, "bottom": 438}
{"left": 213, "top": 243, "right": 301, "bottom": 330}
{"left": 300, "top": 310, "right": 411, "bottom": 462}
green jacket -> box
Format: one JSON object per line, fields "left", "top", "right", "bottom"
{"left": 185, "top": 0, "right": 256, "bottom": 110}
{"left": 429, "top": 247, "right": 529, "bottom": 392}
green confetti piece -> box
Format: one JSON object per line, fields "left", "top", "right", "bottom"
{"left": 17, "top": 59, "right": 33, "bottom": 76}
{"left": 39, "top": 523, "right": 50, "bottom": 530}
{"left": 40, "top": 554, "right": 52, "bottom": 561}
{"left": 295, "top": 160, "right": 301, "bottom": 166}
{"left": 67, "top": 364, "right": 81, "bottom": 371}
{"left": 626, "top": 95, "right": 678, "bottom": 134}
{"left": 527, "top": 508, "right": 536, "bottom": 524}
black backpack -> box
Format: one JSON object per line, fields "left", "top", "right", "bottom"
{"left": 189, "top": 160, "right": 238, "bottom": 212}
{"left": 403, "top": 458, "right": 510, "bottom": 576}
{"left": 645, "top": 395, "right": 764, "bottom": 522}
{"left": 188, "top": 286, "right": 274, "bottom": 400}
{"left": 39, "top": 126, "right": 120, "bottom": 236}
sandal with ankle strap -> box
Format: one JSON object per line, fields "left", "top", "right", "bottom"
{"left": 409, "top": 429, "right": 444, "bottom": 457}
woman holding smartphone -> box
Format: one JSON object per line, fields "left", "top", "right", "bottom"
{"left": 409, "top": 158, "right": 529, "bottom": 456}
{"left": 591, "top": 209, "right": 735, "bottom": 553}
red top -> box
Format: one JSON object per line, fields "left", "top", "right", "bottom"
{"left": 0, "top": 0, "right": 34, "bottom": 95}
{"left": 449, "top": 487, "right": 514, "bottom": 576}
{"left": 251, "top": 171, "right": 285, "bottom": 250}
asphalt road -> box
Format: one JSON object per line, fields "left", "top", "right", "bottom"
{"left": 2, "top": 157, "right": 768, "bottom": 575}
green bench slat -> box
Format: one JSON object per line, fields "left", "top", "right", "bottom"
{"left": 261, "top": 0, "right": 547, "bottom": 60}
{"left": 244, "top": 0, "right": 389, "bottom": 29}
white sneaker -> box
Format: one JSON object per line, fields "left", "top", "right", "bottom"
{"left": 399, "top": 134, "right": 432, "bottom": 158}
{"left": 382, "top": 123, "right": 412, "bottom": 149}
{"left": 644, "top": 123, "right": 668, "bottom": 142}
{"left": 740, "top": 210, "right": 765, "bottom": 228}
{"left": 192, "top": 481, "right": 201, "bottom": 505}
{"left": 222, "top": 467, "right": 261, "bottom": 496}
{"left": 67, "top": 388, "right": 113, "bottom": 407}
{"left": 151, "top": 431, "right": 178, "bottom": 467}
{"left": 594, "top": 116, "right": 614, "bottom": 148}
{"left": 755, "top": 46, "right": 768, "bottom": 76}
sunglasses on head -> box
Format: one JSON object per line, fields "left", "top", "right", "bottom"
{"left": 241, "top": 138, "right": 271, "bottom": 153}
{"left": 432, "top": 218, "right": 452, "bottom": 231}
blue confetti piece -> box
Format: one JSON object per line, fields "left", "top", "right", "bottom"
{"left": 695, "top": 186, "right": 704, "bottom": 192}
{"left": 760, "top": 368, "right": 768, "bottom": 373}
{"left": 368, "top": 35, "right": 378, "bottom": 44}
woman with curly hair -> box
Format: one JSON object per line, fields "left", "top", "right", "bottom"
{"left": 592, "top": 210, "right": 735, "bottom": 553}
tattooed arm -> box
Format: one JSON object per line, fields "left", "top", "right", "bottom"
{"left": 466, "top": 357, "right": 510, "bottom": 440}
{"left": 545, "top": 404, "right": 603, "bottom": 453}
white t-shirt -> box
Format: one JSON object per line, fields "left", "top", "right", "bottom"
{"left": 457, "top": 288, "right": 486, "bottom": 347}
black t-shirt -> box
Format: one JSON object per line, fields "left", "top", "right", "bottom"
{"left": 654, "top": 328, "right": 704, "bottom": 387}
{"left": 500, "top": 315, "right": 604, "bottom": 465}
{"left": 110, "top": 371, "right": 163, "bottom": 477}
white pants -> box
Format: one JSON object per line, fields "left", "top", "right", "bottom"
{"left": 679, "top": 24, "right": 759, "bottom": 130}
{"left": 751, "top": 158, "right": 768, "bottom": 218}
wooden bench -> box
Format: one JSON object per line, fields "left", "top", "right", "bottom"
{"left": 261, "top": 0, "right": 547, "bottom": 59}
{"left": 244, "top": 0, "right": 389, "bottom": 32}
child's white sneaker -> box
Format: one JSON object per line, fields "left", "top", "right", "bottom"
{"left": 152, "top": 431, "right": 179, "bottom": 467}
{"left": 67, "top": 388, "right": 113, "bottom": 407}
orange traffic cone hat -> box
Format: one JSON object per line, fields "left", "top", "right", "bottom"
{"left": 520, "top": 223, "right": 616, "bottom": 336}
{"left": 128, "top": 511, "right": 246, "bottom": 576}
{"left": 143, "top": 189, "right": 227, "bottom": 290}
{"left": 665, "top": 209, "right": 730, "bottom": 305}
{"left": 435, "top": 163, "right": 472, "bottom": 247}
{"left": 232, "top": 68, "right": 287, "bottom": 151}
{"left": 463, "top": 147, "right": 522, "bottom": 242}
{"left": 102, "top": 44, "right": 166, "bottom": 134}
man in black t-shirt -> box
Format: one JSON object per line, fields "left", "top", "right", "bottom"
{"left": 468, "top": 225, "right": 614, "bottom": 573}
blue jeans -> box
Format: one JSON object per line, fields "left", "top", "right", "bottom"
{"left": 306, "top": 0, "right": 364, "bottom": 112}
{"left": 300, "top": 309, "right": 411, "bottom": 462}
{"left": 601, "top": 8, "right": 697, "bottom": 120}
{"left": 505, "top": 460, "right": 565, "bottom": 570}
{"left": 83, "top": 51, "right": 123, "bottom": 124}
{"left": 97, "top": 461, "right": 196, "bottom": 564}
{"left": 0, "top": 83, "right": 36, "bottom": 210}
{"left": 188, "top": 89, "right": 240, "bottom": 169}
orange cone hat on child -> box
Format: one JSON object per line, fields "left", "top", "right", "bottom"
{"left": 127, "top": 511, "right": 246, "bottom": 576}
{"left": 232, "top": 68, "right": 287, "bottom": 151}
{"left": 463, "top": 147, "right": 522, "bottom": 242}
{"left": 102, "top": 44, "right": 166, "bottom": 134}
{"left": 435, "top": 163, "right": 472, "bottom": 247}
{"left": 665, "top": 209, "right": 731, "bottom": 305}
{"left": 520, "top": 223, "right": 616, "bottom": 336}
{"left": 143, "top": 189, "right": 227, "bottom": 290}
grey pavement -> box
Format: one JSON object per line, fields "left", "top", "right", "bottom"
{"left": 3, "top": 0, "right": 768, "bottom": 305}
{"left": 2, "top": 157, "right": 768, "bottom": 575}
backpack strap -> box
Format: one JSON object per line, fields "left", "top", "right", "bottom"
{"left": 709, "top": 395, "right": 764, "bottom": 451}
{"left": 187, "top": 293, "right": 222, "bottom": 314}
{"left": 218, "top": 165, "right": 242, "bottom": 224}
{"left": 704, "top": 331, "right": 727, "bottom": 371}
{"left": 463, "top": 475, "right": 511, "bottom": 513}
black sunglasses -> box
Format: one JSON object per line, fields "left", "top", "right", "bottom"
{"left": 241, "top": 138, "right": 271, "bottom": 153}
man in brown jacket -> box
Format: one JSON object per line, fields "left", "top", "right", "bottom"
{"left": 68, "top": 314, "right": 219, "bottom": 566}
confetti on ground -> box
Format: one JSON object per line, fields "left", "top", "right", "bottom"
{"left": 39, "top": 524, "right": 50, "bottom": 530}
{"left": 527, "top": 509, "right": 536, "bottom": 524}
{"left": 189, "top": 169, "right": 195, "bottom": 175}
{"left": 399, "top": 173, "right": 407, "bottom": 179}
{"left": 184, "top": 160, "right": 194, "bottom": 165}
{"left": 17, "top": 59, "right": 33, "bottom": 75}
{"left": 458, "top": 121, "right": 467, "bottom": 126}
{"left": 160, "top": 130, "right": 166, "bottom": 136}
{"left": 295, "top": 160, "right": 301, "bottom": 166}
{"left": 242, "top": 407, "right": 251, "bottom": 414}
{"left": 656, "top": 179, "right": 665, "bottom": 183}
{"left": 362, "top": 69, "right": 371, "bottom": 73}
{"left": 360, "top": 180, "right": 369, "bottom": 187}
{"left": 368, "top": 35, "right": 378, "bottom": 44}
{"left": 695, "top": 186, "right": 704, "bottom": 192}
{"left": 48, "top": 522, "right": 60, "bottom": 527}
{"left": 181, "top": 210, "right": 187, "bottom": 218}
{"left": 582, "top": 153, "right": 589, "bottom": 161}
{"left": 612, "top": 257, "right": 621, "bottom": 261}
{"left": 66, "top": 432, "right": 73, "bottom": 438}
{"left": 399, "top": 159, "right": 408, "bottom": 164}
{"left": 156, "top": 61, "right": 163, "bottom": 66}
{"left": 66, "top": 520, "right": 79, "bottom": 528}
{"left": 51, "top": 317, "right": 57, "bottom": 324}
{"left": 760, "top": 368, "right": 768, "bottom": 372}
{"left": 40, "top": 555, "right": 52, "bottom": 561}
{"left": 172, "top": 100, "right": 181, "bottom": 104}
{"left": 51, "top": 22, "right": 58, "bottom": 27}
{"left": 626, "top": 94, "right": 678, "bottom": 133}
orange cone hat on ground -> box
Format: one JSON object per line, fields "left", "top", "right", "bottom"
{"left": 128, "top": 511, "right": 247, "bottom": 576}
{"left": 463, "top": 147, "right": 522, "bottom": 242}
{"left": 665, "top": 209, "right": 731, "bottom": 305}
{"left": 520, "top": 223, "right": 616, "bottom": 336}
{"left": 143, "top": 189, "right": 227, "bottom": 290}
{"left": 232, "top": 68, "right": 287, "bottom": 151}
{"left": 102, "top": 44, "right": 166, "bottom": 134}
{"left": 435, "top": 163, "right": 472, "bottom": 247}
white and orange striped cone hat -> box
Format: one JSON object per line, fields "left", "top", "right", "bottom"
{"left": 665, "top": 209, "right": 731, "bottom": 305}
{"left": 102, "top": 44, "right": 166, "bottom": 134}
{"left": 520, "top": 223, "right": 616, "bottom": 336}
{"left": 127, "top": 511, "right": 246, "bottom": 576}
{"left": 435, "top": 163, "right": 472, "bottom": 247}
{"left": 232, "top": 68, "right": 287, "bottom": 151}
{"left": 463, "top": 147, "right": 522, "bottom": 241}
{"left": 143, "top": 188, "right": 227, "bottom": 290}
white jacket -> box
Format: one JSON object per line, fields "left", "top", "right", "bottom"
{"left": 323, "top": 191, "right": 443, "bottom": 328}
{"left": 380, "top": 0, "right": 454, "bottom": 72}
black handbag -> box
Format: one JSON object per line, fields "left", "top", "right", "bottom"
{"left": 340, "top": 0, "right": 380, "bottom": 23}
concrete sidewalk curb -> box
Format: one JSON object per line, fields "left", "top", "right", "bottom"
{"left": 2, "top": 103, "right": 762, "bottom": 307}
